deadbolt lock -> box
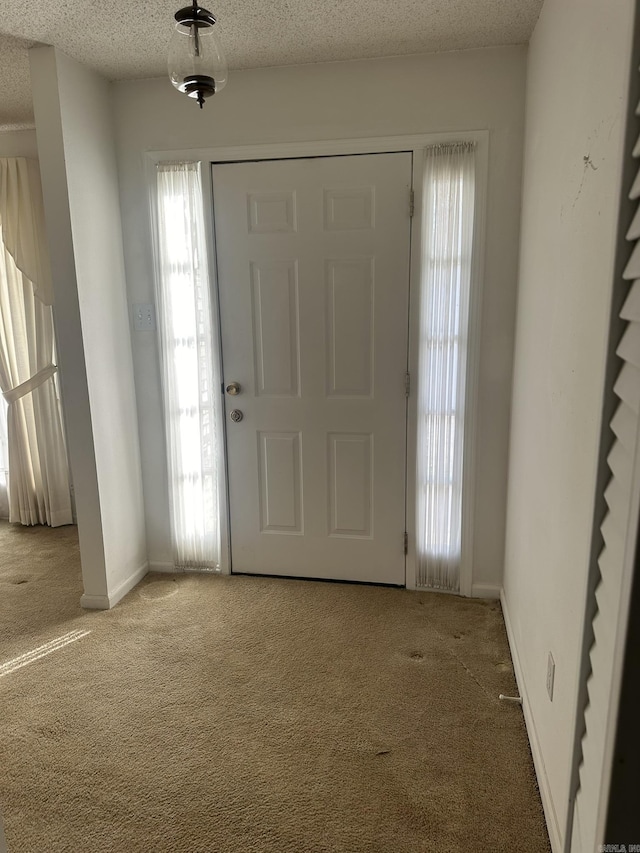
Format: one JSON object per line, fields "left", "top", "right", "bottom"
{"left": 229, "top": 409, "right": 243, "bottom": 423}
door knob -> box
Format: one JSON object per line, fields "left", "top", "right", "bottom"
{"left": 229, "top": 409, "right": 243, "bottom": 423}
{"left": 225, "top": 382, "right": 241, "bottom": 396}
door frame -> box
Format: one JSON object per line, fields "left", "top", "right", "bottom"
{"left": 145, "top": 130, "right": 489, "bottom": 594}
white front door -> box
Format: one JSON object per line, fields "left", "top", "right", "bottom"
{"left": 212, "top": 152, "right": 412, "bottom": 584}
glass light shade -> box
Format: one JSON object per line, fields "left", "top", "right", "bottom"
{"left": 168, "top": 19, "right": 228, "bottom": 104}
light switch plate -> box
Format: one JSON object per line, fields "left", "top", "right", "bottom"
{"left": 133, "top": 303, "right": 155, "bottom": 332}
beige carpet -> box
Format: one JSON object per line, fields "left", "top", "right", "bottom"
{"left": 0, "top": 522, "right": 550, "bottom": 853}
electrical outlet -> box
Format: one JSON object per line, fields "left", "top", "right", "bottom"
{"left": 546, "top": 652, "right": 555, "bottom": 702}
{"left": 133, "top": 303, "right": 156, "bottom": 332}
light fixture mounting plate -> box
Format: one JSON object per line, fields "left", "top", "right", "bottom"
{"left": 174, "top": 1, "right": 216, "bottom": 27}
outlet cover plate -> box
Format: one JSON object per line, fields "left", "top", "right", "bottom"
{"left": 133, "top": 303, "right": 156, "bottom": 332}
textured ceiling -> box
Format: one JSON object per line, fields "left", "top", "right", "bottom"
{"left": 0, "top": 0, "right": 544, "bottom": 130}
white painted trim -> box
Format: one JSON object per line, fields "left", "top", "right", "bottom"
{"left": 415, "top": 584, "right": 460, "bottom": 597}
{"left": 460, "top": 135, "right": 489, "bottom": 596}
{"left": 108, "top": 562, "right": 149, "bottom": 605}
{"left": 80, "top": 561, "right": 148, "bottom": 610}
{"left": 501, "top": 588, "right": 562, "bottom": 853}
{"left": 148, "top": 561, "right": 179, "bottom": 573}
{"left": 148, "top": 561, "right": 227, "bottom": 578}
{"left": 471, "top": 582, "right": 501, "bottom": 600}
{"left": 79, "top": 593, "right": 111, "bottom": 609}
{"left": 404, "top": 146, "right": 423, "bottom": 592}
{"left": 202, "top": 163, "right": 231, "bottom": 576}
{"left": 144, "top": 131, "right": 489, "bottom": 166}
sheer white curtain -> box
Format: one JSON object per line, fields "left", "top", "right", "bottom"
{"left": 0, "top": 158, "right": 72, "bottom": 527}
{"left": 155, "top": 162, "right": 223, "bottom": 570}
{"left": 416, "top": 142, "right": 476, "bottom": 591}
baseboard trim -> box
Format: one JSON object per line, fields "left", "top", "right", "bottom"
{"left": 80, "top": 561, "right": 149, "bottom": 610}
{"left": 79, "top": 592, "right": 111, "bottom": 609}
{"left": 148, "top": 561, "right": 180, "bottom": 573}
{"left": 147, "top": 562, "right": 230, "bottom": 576}
{"left": 471, "top": 582, "right": 501, "bottom": 599}
{"left": 500, "top": 589, "right": 563, "bottom": 853}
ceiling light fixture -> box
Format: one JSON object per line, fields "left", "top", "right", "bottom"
{"left": 168, "top": 0, "right": 228, "bottom": 109}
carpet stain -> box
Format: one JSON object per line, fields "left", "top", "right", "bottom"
{"left": 35, "top": 720, "right": 68, "bottom": 741}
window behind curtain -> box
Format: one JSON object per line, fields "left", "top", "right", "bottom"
{"left": 155, "top": 162, "right": 223, "bottom": 571}
{"left": 416, "top": 142, "right": 476, "bottom": 592}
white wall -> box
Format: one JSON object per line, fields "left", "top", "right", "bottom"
{"left": 30, "top": 46, "right": 147, "bottom": 607}
{"left": 113, "top": 46, "right": 527, "bottom": 584}
{"left": 0, "top": 129, "right": 38, "bottom": 158}
{"left": 502, "top": 1, "right": 635, "bottom": 850}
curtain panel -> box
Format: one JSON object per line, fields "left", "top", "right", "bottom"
{"left": 416, "top": 142, "right": 476, "bottom": 591}
{"left": 0, "top": 157, "right": 72, "bottom": 526}
{"left": 155, "top": 162, "right": 224, "bottom": 570}
{"left": 0, "top": 158, "right": 54, "bottom": 305}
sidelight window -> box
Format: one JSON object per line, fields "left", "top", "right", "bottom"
{"left": 155, "top": 162, "right": 223, "bottom": 570}
{"left": 416, "top": 142, "right": 476, "bottom": 592}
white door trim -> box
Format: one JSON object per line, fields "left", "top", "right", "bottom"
{"left": 144, "top": 129, "right": 489, "bottom": 593}
{"left": 200, "top": 164, "right": 232, "bottom": 575}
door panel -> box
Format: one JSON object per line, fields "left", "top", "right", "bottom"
{"left": 250, "top": 260, "right": 300, "bottom": 396}
{"left": 212, "top": 153, "right": 412, "bottom": 584}
{"left": 326, "top": 258, "right": 374, "bottom": 397}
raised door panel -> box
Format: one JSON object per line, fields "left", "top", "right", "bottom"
{"left": 247, "top": 191, "right": 297, "bottom": 233}
{"left": 328, "top": 432, "right": 373, "bottom": 537}
{"left": 250, "top": 261, "right": 300, "bottom": 397}
{"left": 324, "top": 187, "right": 375, "bottom": 230}
{"left": 258, "top": 431, "right": 303, "bottom": 534}
{"left": 325, "top": 259, "right": 374, "bottom": 398}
